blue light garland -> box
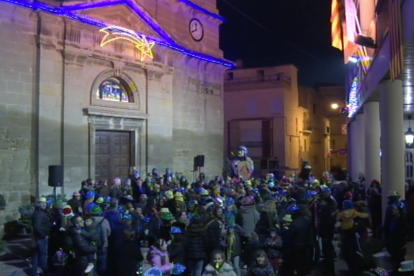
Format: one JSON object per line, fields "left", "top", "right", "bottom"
{"left": 124, "top": 0, "right": 176, "bottom": 44}
{"left": 0, "top": 0, "right": 234, "bottom": 67}
{"left": 347, "top": 76, "right": 360, "bottom": 118}
{"left": 177, "top": 0, "right": 225, "bottom": 22}
{"left": 63, "top": 0, "right": 124, "bottom": 11}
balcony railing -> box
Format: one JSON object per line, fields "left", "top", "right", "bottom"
{"left": 302, "top": 120, "right": 313, "bottom": 132}
{"left": 225, "top": 74, "right": 291, "bottom": 85}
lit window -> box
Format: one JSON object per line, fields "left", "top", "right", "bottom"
{"left": 96, "top": 78, "right": 131, "bottom": 102}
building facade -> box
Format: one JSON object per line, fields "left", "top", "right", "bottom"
{"left": 331, "top": 0, "right": 414, "bottom": 205}
{"left": 224, "top": 64, "right": 340, "bottom": 178}
{"left": 317, "top": 86, "right": 348, "bottom": 172}
{"left": 0, "top": 0, "right": 231, "bottom": 219}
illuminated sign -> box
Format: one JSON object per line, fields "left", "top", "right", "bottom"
{"left": 99, "top": 26, "right": 155, "bottom": 61}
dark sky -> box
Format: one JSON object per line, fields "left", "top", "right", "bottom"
{"left": 217, "top": 0, "right": 345, "bottom": 86}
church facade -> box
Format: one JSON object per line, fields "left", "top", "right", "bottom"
{"left": 0, "top": 0, "right": 231, "bottom": 206}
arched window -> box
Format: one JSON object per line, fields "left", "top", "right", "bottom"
{"left": 96, "top": 77, "right": 132, "bottom": 102}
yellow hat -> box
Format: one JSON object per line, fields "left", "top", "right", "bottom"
{"left": 160, "top": 207, "right": 170, "bottom": 213}
{"left": 38, "top": 197, "right": 47, "bottom": 203}
{"left": 165, "top": 190, "right": 174, "bottom": 199}
{"left": 96, "top": 197, "right": 104, "bottom": 204}
{"left": 175, "top": 192, "right": 184, "bottom": 201}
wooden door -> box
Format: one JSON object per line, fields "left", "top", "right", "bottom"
{"left": 95, "top": 131, "right": 131, "bottom": 182}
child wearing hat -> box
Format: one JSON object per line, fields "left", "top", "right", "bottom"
{"left": 337, "top": 200, "right": 369, "bottom": 234}
{"left": 81, "top": 214, "right": 100, "bottom": 273}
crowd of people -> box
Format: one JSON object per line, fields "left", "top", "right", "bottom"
{"left": 29, "top": 168, "right": 411, "bottom": 276}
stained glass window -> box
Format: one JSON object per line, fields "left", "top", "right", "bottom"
{"left": 96, "top": 78, "right": 131, "bottom": 102}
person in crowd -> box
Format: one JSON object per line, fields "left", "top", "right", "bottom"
{"left": 114, "top": 228, "right": 144, "bottom": 276}
{"left": 224, "top": 225, "right": 243, "bottom": 276}
{"left": 168, "top": 227, "right": 186, "bottom": 268}
{"left": 81, "top": 214, "right": 99, "bottom": 273}
{"left": 42, "top": 167, "right": 402, "bottom": 276}
{"left": 67, "top": 191, "right": 83, "bottom": 215}
{"left": 149, "top": 238, "right": 174, "bottom": 276}
{"left": 31, "top": 197, "right": 52, "bottom": 276}
{"left": 185, "top": 215, "right": 207, "bottom": 276}
{"left": 317, "top": 187, "right": 337, "bottom": 276}
{"left": 68, "top": 215, "right": 97, "bottom": 276}
{"left": 264, "top": 228, "right": 282, "bottom": 273}
{"left": 385, "top": 201, "right": 408, "bottom": 270}
{"left": 246, "top": 250, "right": 276, "bottom": 276}
{"left": 202, "top": 250, "right": 237, "bottom": 276}
{"left": 367, "top": 188, "right": 382, "bottom": 239}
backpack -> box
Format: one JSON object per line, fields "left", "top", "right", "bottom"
{"left": 96, "top": 218, "right": 106, "bottom": 248}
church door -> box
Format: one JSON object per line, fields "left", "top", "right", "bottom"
{"left": 95, "top": 131, "right": 131, "bottom": 182}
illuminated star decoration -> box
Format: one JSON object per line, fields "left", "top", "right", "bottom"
{"left": 136, "top": 35, "right": 155, "bottom": 61}
{"left": 99, "top": 26, "right": 155, "bottom": 62}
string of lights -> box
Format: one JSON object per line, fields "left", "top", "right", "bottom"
{"left": 0, "top": 0, "right": 234, "bottom": 67}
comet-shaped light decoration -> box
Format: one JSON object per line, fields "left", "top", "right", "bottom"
{"left": 100, "top": 26, "right": 155, "bottom": 61}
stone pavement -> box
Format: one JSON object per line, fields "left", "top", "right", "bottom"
{"left": 1, "top": 236, "right": 414, "bottom": 276}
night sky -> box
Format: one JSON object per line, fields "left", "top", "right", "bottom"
{"left": 218, "top": 0, "right": 345, "bottom": 86}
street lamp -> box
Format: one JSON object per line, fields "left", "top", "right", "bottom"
{"left": 406, "top": 115, "right": 414, "bottom": 148}
{"left": 331, "top": 103, "right": 339, "bottom": 109}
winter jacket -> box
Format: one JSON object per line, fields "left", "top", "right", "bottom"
{"left": 185, "top": 223, "right": 208, "bottom": 260}
{"left": 202, "top": 263, "right": 237, "bottom": 276}
{"left": 114, "top": 241, "right": 144, "bottom": 276}
{"left": 109, "top": 186, "right": 123, "bottom": 199}
{"left": 264, "top": 236, "right": 283, "bottom": 259}
{"left": 32, "top": 207, "right": 52, "bottom": 239}
{"left": 81, "top": 224, "right": 99, "bottom": 244}
{"left": 168, "top": 243, "right": 186, "bottom": 265}
{"left": 104, "top": 208, "right": 122, "bottom": 230}
{"left": 149, "top": 246, "right": 174, "bottom": 276}
{"left": 289, "top": 213, "right": 313, "bottom": 248}
{"left": 337, "top": 209, "right": 369, "bottom": 230}
{"left": 92, "top": 216, "right": 111, "bottom": 248}
{"left": 239, "top": 205, "right": 260, "bottom": 235}
{"left": 246, "top": 263, "right": 275, "bottom": 276}
{"left": 205, "top": 218, "right": 222, "bottom": 253}
{"left": 317, "top": 198, "right": 337, "bottom": 238}
{"left": 69, "top": 227, "right": 97, "bottom": 269}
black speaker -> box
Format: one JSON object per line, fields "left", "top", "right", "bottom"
{"left": 193, "top": 155, "right": 205, "bottom": 170}
{"left": 196, "top": 155, "right": 205, "bottom": 167}
{"left": 48, "top": 165, "right": 64, "bottom": 187}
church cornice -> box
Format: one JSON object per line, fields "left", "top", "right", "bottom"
{"left": 2, "top": 0, "right": 234, "bottom": 67}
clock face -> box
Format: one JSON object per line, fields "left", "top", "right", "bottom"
{"left": 189, "top": 19, "right": 204, "bottom": 42}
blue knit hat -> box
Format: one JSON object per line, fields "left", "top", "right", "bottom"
{"left": 343, "top": 200, "right": 354, "bottom": 209}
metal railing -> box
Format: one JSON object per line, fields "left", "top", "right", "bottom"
{"left": 225, "top": 73, "right": 292, "bottom": 85}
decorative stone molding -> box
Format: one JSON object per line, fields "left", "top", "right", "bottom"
{"left": 85, "top": 110, "right": 148, "bottom": 180}
{"left": 90, "top": 69, "right": 142, "bottom": 110}
{"left": 83, "top": 107, "right": 149, "bottom": 120}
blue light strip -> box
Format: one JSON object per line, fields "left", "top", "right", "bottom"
{"left": 0, "top": 0, "right": 234, "bottom": 67}
{"left": 62, "top": 0, "right": 124, "bottom": 11}
{"left": 177, "top": 0, "right": 225, "bottom": 22}
{"left": 124, "top": 0, "right": 176, "bottom": 45}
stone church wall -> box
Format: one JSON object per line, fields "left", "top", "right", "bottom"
{"left": 0, "top": 3, "right": 37, "bottom": 232}
{"left": 0, "top": 0, "right": 227, "bottom": 233}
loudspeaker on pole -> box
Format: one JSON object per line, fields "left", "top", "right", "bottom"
{"left": 48, "top": 165, "right": 64, "bottom": 187}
